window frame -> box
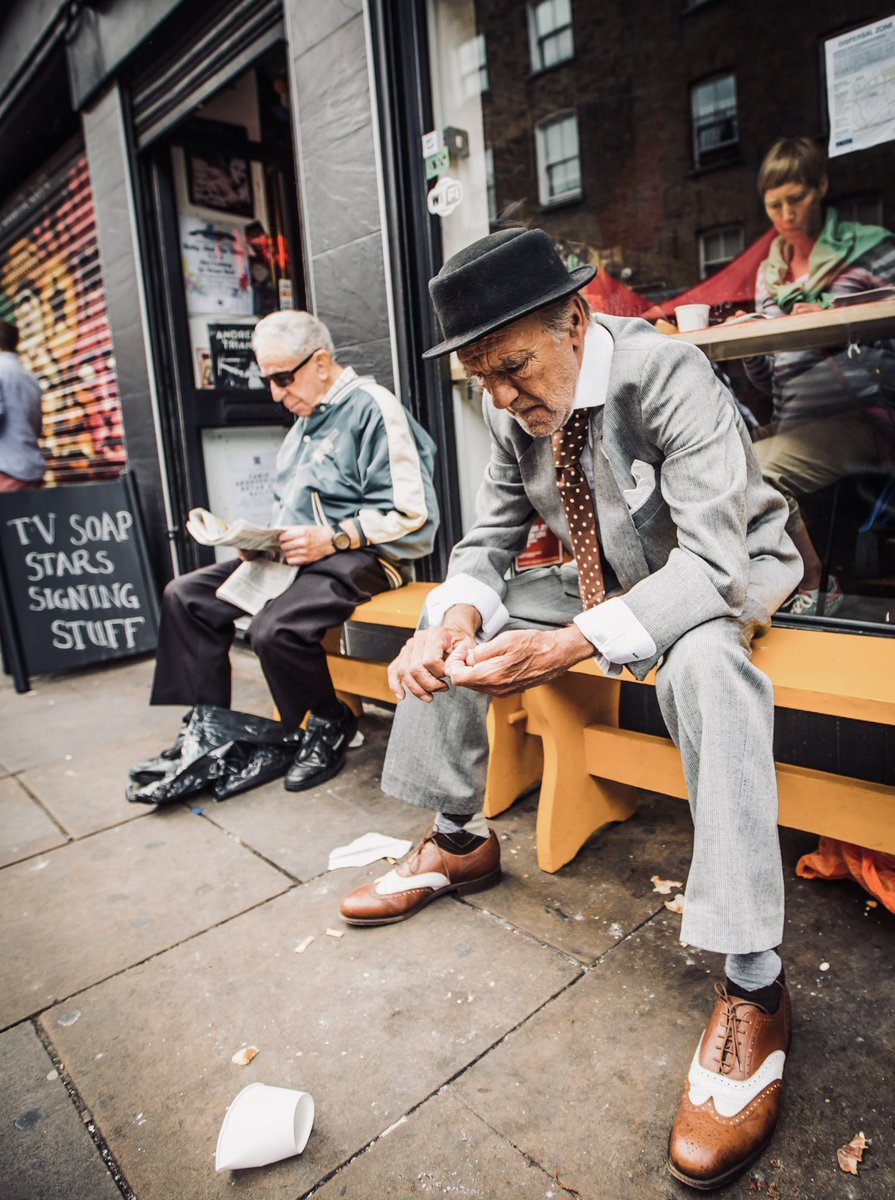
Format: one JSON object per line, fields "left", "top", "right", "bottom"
{"left": 535, "top": 108, "right": 582, "bottom": 208}
{"left": 690, "top": 72, "right": 739, "bottom": 170}
{"left": 698, "top": 224, "right": 745, "bottom": 279}
{"left": 527, "top": 0, "right": 575, "bottom": 74}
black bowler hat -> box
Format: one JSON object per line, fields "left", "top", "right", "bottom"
{"left": 422, "top": 227, "right": 596, "bottom": 359}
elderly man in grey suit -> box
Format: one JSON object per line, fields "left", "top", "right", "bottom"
{"left": 340, "top": 228, "right": 801, "bottom": 1189}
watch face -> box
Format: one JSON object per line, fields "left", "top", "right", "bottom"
{"left": 333, "top": 528, "right": 351, "bottom": 551}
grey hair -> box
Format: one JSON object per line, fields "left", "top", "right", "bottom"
{"left": 251, "top": 310, "right": 334, "bottom": 360}
{"left": 537, "top": 293, "right": 591, "bottom": 339}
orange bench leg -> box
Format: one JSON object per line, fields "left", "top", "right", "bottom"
{"left": 532, "top": 673, "right": 639, "bottom": 872}
{"left": 484, "top": 694, "right": 544, "bottom": 817}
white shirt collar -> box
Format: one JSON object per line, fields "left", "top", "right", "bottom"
{"left": 571, "top": 321, "right": 613, "bottom": 412}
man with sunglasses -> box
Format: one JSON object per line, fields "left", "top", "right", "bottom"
{"left": 339, "top": 229, "right": 803, "bottom": 1190}
{"left": 142, "top": 310, "right": 438, "bottom": 793}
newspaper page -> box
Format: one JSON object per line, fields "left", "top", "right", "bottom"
{"left": 215, "top": 558, "right": 299, "bottom": 616}
{"left": 825, "top": 16, "right": 895, "bottom": 158}
{"left": 186, "top": 507, "right": 286, "bottom": 552}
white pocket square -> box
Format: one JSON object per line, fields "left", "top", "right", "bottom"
{"left": 622, "top": 460, "right": 656, "bottom": 514}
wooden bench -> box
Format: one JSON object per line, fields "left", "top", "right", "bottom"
{"left": 328, "top": 585, "right": 895, "bottom": 873}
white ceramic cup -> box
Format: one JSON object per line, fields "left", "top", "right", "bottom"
{"left": 674, "top": 303, "right": 710, "bottom": 332}
{"left": 215, "top": 1082, "right": 315, "bottom": 1171}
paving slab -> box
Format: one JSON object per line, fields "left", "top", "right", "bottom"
{"left": 0, "top": 775, "right": 68, "bottom": 867}
{"left": 0, "top": 673, "right": 174, "bottom": 774}
{"left": 0, "top": 1021, "right": 120, "bottom": 1200}
{"left": 43, "top": 875, "right": 581, "bottom": 1199}
{"left": 311, "top": 1089, "right": 560, "bottom": 1198}
{"left": 205, "top": 711, "right": 427, "bottom": 881}
{"left": 21, "top": 729, "right": 171, "bottom": 839}
{"left": 466, "top": 789, "right": 696, "bottom": 964}
{"left": 0, "top": 806, "right": 292, "bottom": 1026}
{"left": 454, "top": 838, "right": 895, "bottom": 1200}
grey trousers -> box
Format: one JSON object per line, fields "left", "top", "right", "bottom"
{"left": 381, "top": 566, "right": 784, "bottom": 956}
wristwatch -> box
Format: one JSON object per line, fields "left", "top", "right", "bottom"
{"left": 331, "top": 526, "right": 351, "bottom": 552}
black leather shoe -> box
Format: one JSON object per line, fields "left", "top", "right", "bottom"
{"left": 284, "top": 705, "right": 358, "bottom": 791}
{"left": 129, "top": 710, "right": 192, "bottom": 784}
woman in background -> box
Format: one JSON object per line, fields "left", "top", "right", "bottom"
{"left": 746, "top": 137, "right": 895, "bottom": 615}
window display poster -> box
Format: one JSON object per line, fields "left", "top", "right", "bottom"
{"left": 825, "top": 16, "right": 895, "bottom": 157}
{"left": 180, "top": 217, "right": 254, "bottom": 316}
{"left": 202, "top": 427, "right": 284, "bottom": 560}
{"left": 208, "top": 323, "right": 264, "bottom": 389}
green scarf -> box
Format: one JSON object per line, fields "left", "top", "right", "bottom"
{"left": 763, "top": 206, "right": 890, "bottom": 310}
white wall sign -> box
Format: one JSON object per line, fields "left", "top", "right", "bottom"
{"left": 825, "top": 16, "right": 895, "bottom": 157}
{"left": 427, "top": 176, "right": 464, "bottom": 218}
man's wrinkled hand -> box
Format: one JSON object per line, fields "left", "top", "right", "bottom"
{"left": 387, "top": 625, "right": 477, "bottom": 703}
{"left": 447, "top": 626, "right": 593, "bottom": 696}
{"left": 278, "top": 524, "right": 334, "bottom": 565}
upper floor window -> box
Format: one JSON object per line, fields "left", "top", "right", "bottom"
{"left": 690, "top": 73, "right": 738, "bottom": 170}
{"left": 457, "top": 33, "right": 488, "bottom": 98}
{"left": 528, "top": 0, "right": 574, "bottom": 72}
{"left": 698, "top": 225, "right": 744, "bottom": 278}
{"left": 536, "top": 110, "right": 582, "bottom": 206}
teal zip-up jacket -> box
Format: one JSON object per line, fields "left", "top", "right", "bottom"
{"left": 271, "top": 368, "right": 438, "bottom": 574}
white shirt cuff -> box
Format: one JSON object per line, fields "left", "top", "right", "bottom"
{"left": 425, "top": 573, "right": 510, "bottom": 641}
{"left": 573, "top": 597, "right": 657, "bottom": 671}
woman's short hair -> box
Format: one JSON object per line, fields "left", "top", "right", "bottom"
{"left": 757, "top": 137, "right": 828, "bottom": 196}
{"left": 251, "top": 310, "right": 334, "bottom": 361}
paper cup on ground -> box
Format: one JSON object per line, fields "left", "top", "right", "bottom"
{"left": 674, "top": 303, "right": 710, "bottom": 331}
{"left": 215, "top": 1083, "right": 314, "bottom": 1171}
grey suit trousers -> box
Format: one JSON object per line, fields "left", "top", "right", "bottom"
{"left": 380, "top": 566, "right": 784, "bottom": 956}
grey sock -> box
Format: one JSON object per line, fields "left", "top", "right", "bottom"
{"left": 725, "top": 949, "right": 782, "bottom": 992}
{"left": 435, "top": 810, "right": 489, "bottom": 838}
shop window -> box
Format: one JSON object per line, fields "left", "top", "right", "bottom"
{"left": 536, "top": 110, "right": 582, "bottom": 207}
{"left": 457, "top": 33, "right": 488, "bottom": 98}
{"left": 690, "top": 73, "right": 738, "bottom": 169}
{"left": 835, "top": 193, "right": 884, "bottom": 227}
{"left": 528, "top": 0, "right": 574, "bottom": 72}
{"left": 698, "top": 225, "right": 744, "bottom": 279}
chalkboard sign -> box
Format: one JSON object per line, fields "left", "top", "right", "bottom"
{"left": 0, "top": 475, "right": 160, "bottom": 692}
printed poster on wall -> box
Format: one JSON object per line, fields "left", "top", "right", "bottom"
{"left": 825, "top": 16, "right": 895, "bottom": 157}
{"left": 208, "top": 323, "right": 264, "bottom": 389}
{"left": 180, "top": 217, "right": 253, "bottom": 316}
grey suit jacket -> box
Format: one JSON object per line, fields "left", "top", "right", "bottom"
{"left": 447, "top": 315, "right": 801, "bottom": 679}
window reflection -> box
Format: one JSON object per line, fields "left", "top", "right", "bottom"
{"left": 691, "top": 74, "right": 739, "bottom": 170}
{"left": 425, "top": 1, "right": 895, "bottom": 627}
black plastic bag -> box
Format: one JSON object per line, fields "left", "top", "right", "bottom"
{"left": 212, "top": 742, "right": 297, "bottom": 800}
{"left": 128, "top": 705, "right": 302, "bottom": 806}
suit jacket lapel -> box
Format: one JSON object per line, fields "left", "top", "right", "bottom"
{"left": 590, "top": 408, "right": 651, "bottom": 591}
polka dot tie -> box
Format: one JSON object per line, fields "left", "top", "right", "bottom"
{"left": 552, "top": 409, "right": 605, "bottom": 609}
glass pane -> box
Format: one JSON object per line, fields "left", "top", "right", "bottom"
{"left": 425, "top": 0, "right": 895, "bottom": 629}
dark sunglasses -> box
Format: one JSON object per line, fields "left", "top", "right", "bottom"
{"left": 260, "top": 348, "right": 319, "bottom": 389}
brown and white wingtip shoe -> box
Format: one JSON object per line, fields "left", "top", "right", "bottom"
{"left": 667, "top": 979, "right": 791, "bottom": 1191}
{"left": 339, "top": 827, "right": 501, "bottom": 926}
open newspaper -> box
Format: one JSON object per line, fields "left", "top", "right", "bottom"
{"left": 186, "top": 507, "right": 287, "bottom": 553}
{"left": 186, "top": 508, "right": 297, "bottom": 617}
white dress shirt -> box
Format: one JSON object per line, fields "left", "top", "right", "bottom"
{"left": 426, "top": 322, "right": 657, "bottom": 677}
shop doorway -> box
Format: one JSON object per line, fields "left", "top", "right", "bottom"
{"left": 139, "top": 46, "right": 305, "bottom": 573}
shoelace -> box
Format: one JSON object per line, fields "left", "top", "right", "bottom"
{"left": 711, "top": 983, "right": 756, "bottom": 1076}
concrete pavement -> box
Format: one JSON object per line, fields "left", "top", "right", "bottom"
{"left": 1, "top": 647, "right": 892, "bottom": 1199}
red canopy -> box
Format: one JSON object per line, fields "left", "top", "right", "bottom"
{"left": 661, "top": 229, "right": 775, "bottom": 316}
{"left": 582, "top": 266, "right": 657, "bottom": 318}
